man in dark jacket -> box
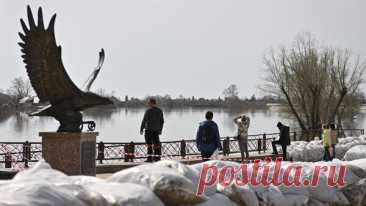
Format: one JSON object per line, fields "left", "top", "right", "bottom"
{"left": 272, "top": 122, "right": 290, "bottom": 160}
{"left": 140, "top": 98, "right": 164, "bottom": 162}
{"left": 196, "top": 111, "right": 222, "bottom": 161}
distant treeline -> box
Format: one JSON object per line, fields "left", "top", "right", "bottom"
{"left": 116, "top": 95, "right": 278, "bottom": 109}
{"left": 0, "top": 87, "right": 278, "bottom": 111}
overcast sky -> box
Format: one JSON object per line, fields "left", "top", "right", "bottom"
{"left": 1, "top": 0, "right": 366, "bottom": 99}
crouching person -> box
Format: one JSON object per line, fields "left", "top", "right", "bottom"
{"left": 196, "top": 111, "right": 222, "bottom": 161}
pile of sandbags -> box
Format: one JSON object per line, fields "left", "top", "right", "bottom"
{"left": 0, "top": 160, "right": 165, "bottom": 206}
{"left": 287, "top": 135, "right": 366, "bottom": 162}
{"left": 108, "top": 162, "right": 207, "bottom": 205}
{"left": 1, "top": 158, "right": 366, "bottom": 206}
{"left": 0, "top": 160, "right": 109, "bottom": 206}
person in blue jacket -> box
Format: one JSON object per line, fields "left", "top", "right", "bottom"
{"left": 196, "top": 111, "right": 222, "bottom": 161}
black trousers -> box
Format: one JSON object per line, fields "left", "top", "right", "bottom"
{"left": 145, "top": 130, "right": 161, "bottom": 162}
{"left": 272, "top": 140, "right": 287, "bottom": 161}
{"left": 201, "top": 151, "right": 215, "bottom": 162}
{"left": 331, "top": 144, "right": 336, "bottom": 160}
{"left": 323, "top": 146, "right": 332, "bottom": 161}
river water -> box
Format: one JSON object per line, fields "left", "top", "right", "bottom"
{"left": 0, "top": 106, "right": 365, "bottom": 142}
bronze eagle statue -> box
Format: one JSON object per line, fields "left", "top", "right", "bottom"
{"left": 18, "top": 6, "right": 113, "bottom": 132}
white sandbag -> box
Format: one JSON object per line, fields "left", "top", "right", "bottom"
{"left": 1, "top": 159, "right": 110, "bottom": 206}
{"left": 262, "top": 185, "right": 286, "bottom": 206}
{"left": 307, "top": 199, "right": 329, "bottom": 206}
{"left": 348, "top": 158, "right": 366, "bottom": 174}
{"left": 192, "top": 193, "right": 238, "bottom": 206}
{"left": 344, "top": 145, "right": 366, "bottom": 161}
{"left": 0, "top": 181, "right": 91, "bottom": 206}
{"left": 60, "top": 184, "right": 109, "bottom": 206}
{"left": 299, "top": 162, "right": 352, "bottom": 205}
{"left": 190, "top": 160, "right": 242, "bottom": 174}
{"left": 334, "top": 191, "right": 350, "bottom": 206}
{"left": 341, "top": 179, "right": 366, "bottom": 206}
{"left": 217, "top": 183, "right": 259, "bottom": 206}
{"left": 190, "top": 160, "right": 242, "bottom": 196}
{"left": 108, "top": 164, "right": 206, "bottom": 205}
{"left": 244, "top": 160, "right": 309, "bottom": 198}
{"left": 276, "top": 169, "right": 310, "bottom": 196}
{"left": 13, "top": 159, "right": 70, "bottom": 184}
{"left": 85, "top": 182, "right": 164, "bottom": 206}
{"left": 304, "top": 141, "right": 323, "bottom": 162}
{"left": 0, "top": 180, "right": 11, "bottom": 186}
{"left": 287, "top": 141, "right": 308, "bottom": 161}
{"left": 287, "top": 136, "right": 366, "bottom": 162}
{"left": 154, "top": 160, "right": 200, "bottom": 185}
{"left": 283, "top": 194, "right": 309, "bottom": 206}
{"left": 298, "top": 163, "right": 338, "bottom": 203}
{"left": 69, "top": 175, "right": 103, "bottom": 186}
{"left": 244, "top": 185, "right": 286, "bottom": 206}
{"left": 323, "top": 159, "right": 363, "bottom": 186}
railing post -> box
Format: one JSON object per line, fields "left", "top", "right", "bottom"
{"left": 180, "top": 139, "right": 186, "bottom": 159}
{"left": 257, "top": 138, "right": 262, "bottom": 154}
{"left": 362, "top": 129, "right": 364, "bottom": 135}
{"left": 223, "top": 137, "right": 230, "bottom": 156}
{"left": 293, "top": 132, "right": 297, "bottom": 141}
{"left": 5, "top": 152, "right": 12, "bottom": 168}
{"left": 124, "top": 142, "right": 135, "bottom": 162}
{"left": 262, "top": 133, "right": 267, "bottom": 153}
{"left": 22, "top": 141, "right": 31, "bottom": 168}
{"left": 129, "top": 141, "right": 135, "bottom": 162}
{"left": 124, "top": 144, "right": 129, "bottom": 162}
{"left": 97, "top": 141, "right": 105, "bottom": 164}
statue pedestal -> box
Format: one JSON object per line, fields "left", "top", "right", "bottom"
{"left": 39, "top": 132, "right": 98, "bottom": 176}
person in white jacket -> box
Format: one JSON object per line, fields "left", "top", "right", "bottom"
{"left": 233, "top": 115, "right": 250, "bottom": 162}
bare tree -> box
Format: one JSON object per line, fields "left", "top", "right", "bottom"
{"left": 7, "top": 77, "right": 33, "bottom": 105}
{"left": 223, "top": 84, "right": 239, "bottom": 100}
{"left": 262, "top": 34, "right": 366, "bottom": 139}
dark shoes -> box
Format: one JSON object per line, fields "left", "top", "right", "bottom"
{"left": 145, "top": 158, "right": 153, "bottom": 163}
{"left": 145, "top": 157, "right": 160, "bottom": 163}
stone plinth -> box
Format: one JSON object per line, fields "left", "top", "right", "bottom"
{"left": 40, "top": 132, "right": 98, "bottom": 176}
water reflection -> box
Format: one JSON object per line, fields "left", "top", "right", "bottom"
{"left": 0, "top": 107, "right": 365, "bottom": 142}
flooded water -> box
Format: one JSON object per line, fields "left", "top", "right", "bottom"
{"left": 0, "top": 106, "right": 365, "bottom": 142}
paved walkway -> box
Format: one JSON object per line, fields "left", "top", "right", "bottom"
{"left": 96, "top": 152, "right": 282, "bottom": 174}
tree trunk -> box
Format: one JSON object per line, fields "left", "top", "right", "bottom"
{"left": 329, "top": 88, "right": 347, "bottom": 123}
{"left": 281, "top": 87, "right": 307, "bottom": 133}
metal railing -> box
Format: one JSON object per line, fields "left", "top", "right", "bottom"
{"left": 0, "top": 128, "right": 364, "bottom": 169}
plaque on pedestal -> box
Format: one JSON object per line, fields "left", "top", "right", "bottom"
{"left": 40, "top": 132, "right": 98, "bottom": 176}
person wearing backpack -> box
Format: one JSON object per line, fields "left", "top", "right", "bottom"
{"left": 233, "top": 115, "right": 250, "bottom": 162}
{"left": 196, "top": 111, "right": 222, "bottom": 161}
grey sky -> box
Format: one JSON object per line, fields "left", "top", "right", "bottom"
{"left": 1, "top": 0, "right": 365, "bottom": 99}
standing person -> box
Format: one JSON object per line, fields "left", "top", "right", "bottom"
{"left": 322, "top": 124, "right": 332, "bottom": 161}
{"left": 272, "top": 122, "right": 290, "bottom": 160}
{"left": 330, "top": 123, "right": 338, "bottom": 159}
{"left": 196, "top": 111, "right": 222, "bottom": 161}
{"left": 140, "top": 98, "right": 164, "bottom": 162}
{"left": 233, "top": 115, "right": 250, "bottom": 162}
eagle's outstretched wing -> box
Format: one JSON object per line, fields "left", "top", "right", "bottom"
{"left": 18, "top": 6, "right": 82, "bottom": 104}
{"left": 82, "top": 49, "right": 105, "bottom": 91}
